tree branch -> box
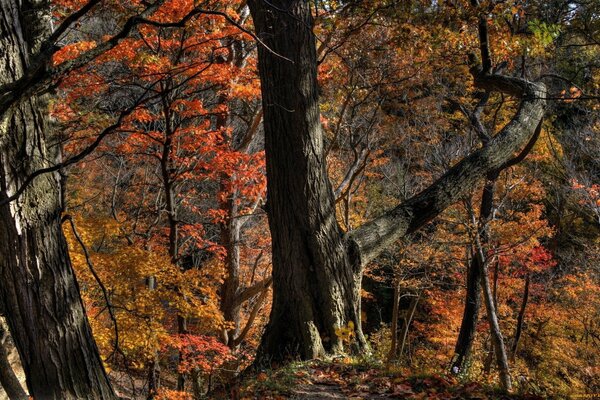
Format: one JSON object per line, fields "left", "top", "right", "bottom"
{"left": 347, "top": 72, "right": 546, "bottom": 268}
{"left": 235, "top": 276, "right": 273, "bottom": 307}
{"left": 0, "top": 0, "right": 165, "bottom": 115}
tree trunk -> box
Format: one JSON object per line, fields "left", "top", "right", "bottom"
{"left": 398, "top": 293, "right": 419, "bottom": 361}
{"left": 0, "top": 1, "right": 116, "bottom": 398}
{"left": 511, "top": 274, "right": 529, "bottom": 361}
{"left": 451, "top": 253, "right": 482, "bottom": 374}
{"left": 0, "top": 318, "right": 27, "bottom": 400}
{"left": 451, "top": 175, "right": 497, "bottom": 374}
{"left": 219, "top": 185, "right": 243, "bottom": 347}
{"left": 248, "top": 0, "right": 366, "bottom": 362}
{"left": 477, "top": 246, "right": 512, "bottom": 391}
{"left": 387, "top": 283, "right": 401, "bottom": 363}
{"left": 146, "top": 276, "right": 160, "bottom": 400}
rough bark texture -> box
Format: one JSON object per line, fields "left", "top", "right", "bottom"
{"left": 0, "top": 1, "right": 116, "bottom": 398}
{"left": 0, "top": 318, "right": 27, "bottom": 400}
{"left": 348, "top": 73, "right": 545, "bottom": 266}
{"left": 248, "top": 0, "right": 365, "bottom": 362}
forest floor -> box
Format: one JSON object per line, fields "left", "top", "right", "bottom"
{"left": 237, "top": 359, "right": 548, "bottom": 400}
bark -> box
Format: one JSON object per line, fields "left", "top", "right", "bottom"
{"left": 476, "top": 240, "right": 512, "bottom": 391}
{"left": 347, "top": 73, "right": 545, "bottom": 266}
{"left": 248, "top": 0, "right": 545, "bottom": 364}
{"left": 510, "top": 274, "right": 530, "bottom": 361}
{"left": 398, "top": 293, "right": 419, "bottom": 360}
{"left": 0, "top": 1, "right": 116, "bottom": 398}
{"left": 249, "top": 0, "right": 367, "bottom": 362}
{"left": 387, "top": 283, "right": 401, "bottom": 363}
{"left": 0, "top": 319, "right": 27, "bottom": 400}
{"left": 451, "top": 175, "right": 497, "bottom": 374}
{"left": 219, "top": 186, "right": 243, "bottom": 347}
{"left": 451, "top": 252, "right": 482, "bottom": 373}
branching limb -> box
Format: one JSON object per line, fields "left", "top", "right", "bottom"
{"left": 347, "top": 72, "right": 546, "bottom": 268}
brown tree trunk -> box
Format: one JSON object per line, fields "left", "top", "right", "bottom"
{"left": 451, "top": 174, "right": 497, "bottom": 374}
{"left": 248, "top": 0, "right": 366, "bottom": 362}
{"left": 0, "top": 318, "right": 27, "bottom": 400}
{"left": 511, "top": 274, "right": 530, "bottom": 361}
{"left": 387, "top": 283, "right": 401, "bottom": 363}
{"left": 0, "top": 1, "right": 116, "bottom": 398}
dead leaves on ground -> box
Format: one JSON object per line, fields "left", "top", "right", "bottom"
{"left": 241, "top": 360, "right": 546, "bottom": 399}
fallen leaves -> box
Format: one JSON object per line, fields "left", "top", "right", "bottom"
{"left": 239, "top": 360, "right": 548, "bottom": 400}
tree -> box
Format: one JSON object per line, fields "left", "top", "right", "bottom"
{"left": 0, "top": 0, "right": 116, "bottom": 397}
{"left": 0, "top": 316, "right": 27, "bottom": 400}
{"left": 248, "top": 0, "right": 546, "bottom": 365}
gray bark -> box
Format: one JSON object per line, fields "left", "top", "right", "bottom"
{"left": 347, "top": 74, "right": 546, "bottom": 267}
{"left": 0, "top": 0, "right": 115, "bottom": 398}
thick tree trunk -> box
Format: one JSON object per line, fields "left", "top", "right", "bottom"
{"left": 248, "top": 0, "right": 366, "bottom": 362}
{"left": 0, "top": 1, "right": 116, "bottom": 398}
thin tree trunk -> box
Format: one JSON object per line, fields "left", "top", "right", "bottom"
{"left": 511, "top": 274, "right": 529, "bottom": 361}
{"left": 0, "top": 319, "right": 27, "bottom": 400}
{"left": 220, "top": 185, "right": 243, "bottom": 347}
{"left": 451, "top": 253, "right": 482, "bottom": 374}
{"left": 452, "top": 175, "right": 497, "bottom": 374}
{"left": 0, "top": 1, "right": 116, "bottom": 398}
{"left": 146, "top": 276, "right": 160, "bottom": 400}
{"left": 398, "top": 293, "right": 419, "bottom": 360}
{"left": 387, "top": 282, "right": 401, "bottom": 363}
{"left": 476, "top": 242, "right": 512, "bottom": 391}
